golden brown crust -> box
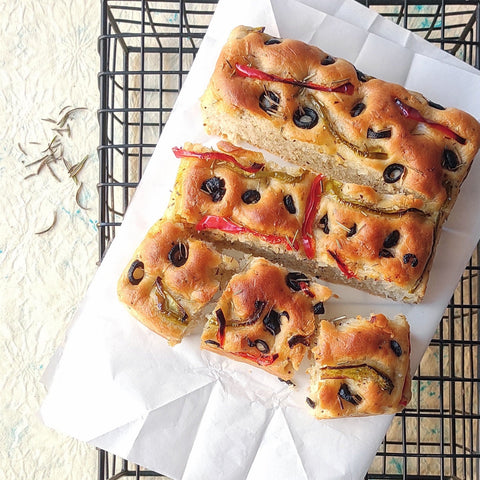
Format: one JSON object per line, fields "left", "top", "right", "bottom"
{"left": 307, "top": 314, "right": 411, "bottom": 418}
{"left": 201, "top": 258, "right": 332, "bottom": 380}
{"left": 201, "top": 26, "right": 480, "bottom": 216}
{"left": 170, "top": 142, "right": 436, "bottom": 302}
{"left": 117, "top": 218, "right": 228, "bottom": 345}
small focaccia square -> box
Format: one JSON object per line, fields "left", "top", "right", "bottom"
{"left": 117, "top": 217, "right": 235, "bottom": 345}
{"left": 307, "top": 313, "right": 411, "bottom": 418}
{"left": 201, "top": 257, "right": 332, "bottom": 380}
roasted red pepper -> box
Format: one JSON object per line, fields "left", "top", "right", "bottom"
{"left": 172, "top": 147, "right": 264, "bottom": 173}
{"left": 233, "top": 351, "right": 279, "bottom": 366}
{"left": 301, "top": 174, "right": 325, "bottom": 259}
{"left": 196, "top": 215, "right": 299, "bottom": 251}
{"left": 235, "top": 63, "right": 354, "bottom": 95}
{"left": 299, "top": 281, "right": 315, "bottom": 298}
{"left": 394, "top": 98, "right": 466, "bottom": 144}
{"left": 327, "top": 249, "right": 357, "bottom": 279}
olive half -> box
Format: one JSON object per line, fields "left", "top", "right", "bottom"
{"left": 259, "top": 90, "right": 280, "bottom": 115}
{"left": 263, "top": 309, "right": 281, "bottom": 336}
{"left": 350, "top": 102, "right": 366, "bottom": 117}
{"left": 338, "top": 383, "right": 362, "bottom": 406}
{"left": 367, "top": 128, "right": 392, "bottom": 139}
{"left": 168, "top": 242, "right": 189, "bottom": 267}
{"left": 200, "top": 176, "right": 226, "bottom": 202}
{"left": 242, "top": 189, "right": 261, "bottom": 204}
{"left": 321, "top": 55, "right": 335, "bottom": 66}
{"left": 383, "top": 230, "right": 400, "bottom": 248}
{"left": 283, "top": 194, "right": 296, "bottom": 214}
{"left": 442, "top": 149, "right": 460, "bottom": 171}
{"left": 383, "top": 164, "right": 405, "bottom": 183}
{"left": 293, "top": 107, "right": 318, "bottom": 129}
{"left": 127, "top": 260, "right": 144, "bottom": 285}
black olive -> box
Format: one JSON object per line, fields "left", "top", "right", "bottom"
{"left": 442, "top": 149, "right": 460, "bottom": 171}
{"left": 338, "top": 383, "right": 362, "bottom": 405}
{"left": 127, "top": 260, "right": 144, "bottom": 285}
{"left": 278, "top": 378, "right": 295, "bottom": 386}
{"left": 347, "top": 223, "right": 357, "bottom": 238}
{"left": 168, "top": 242, "right": 189, "bottom": 267}
{"left": 263, "top": 309, "right": 281, "bottom": 336}
{"left": 403, "top": 253, "right": 418, "bottom": 267}
{"left": 286, "top": 272, "right": 309, "bottom": 292}
{"left": 293, "top": 107, "right": 318, "bottom": 129}
{"left": 321, "top": 55, "right": 335, "bottom": 65}
{"left": 204, "top": 339, "right": 220, "bottom": 347}
{"left": 264, "top": 37, "right": 282, "bottom": 45}
{"left": 383, "top": 164, "right": 405, "bottom": 183}
{"left": 319, "top": 213, "right": 329, "bottom": 234}
{"left": 379, "top": 248, "right": 394, "bottom": 258}
{"left": 313, "top": 302, "right": 325, "bottom": 315}
{"left": 259, "top": 90, "right": 280, "bottom": 115}
{"left": 383, "top": 230, "right": 400, "bottom": 249}
{"left": 355, "top": 68, "right": 368, "bottom": 82}
{"left": 367, "top": 127, "right": 392, "bottom": 139}
{"left": 200, "top": 176, "right": 226, "bottom": 202}
{"left": 427, "top": 99, "right": 446, "bottom": 110}
{"left": 283, "top": 194, "right": 296, "bottom": 214}
{"left": 253, "top": 339, "right": 270, "bottom": 354}
{"left": 350, "top": 102, "right": 366, "bottom": 117}
{"left": 241, "top": 189, "right": 261, "bottom": 204}
{"left": 306, "top": 397, "right": 316, "bottom": 409}
{"left": 390, "top": 340, "right": 402, "bottom": 357}
{"left": 288, "top": 335, "right": 309, "bottom": 348}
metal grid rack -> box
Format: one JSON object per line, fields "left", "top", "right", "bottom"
{"left": 97, "top": 1, "right": 480, "bottom": 478}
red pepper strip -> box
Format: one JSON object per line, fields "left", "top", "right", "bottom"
{"left": 394, "top": 98, "right": 466, "bottom": 145}
{"left": 235, "top": 63, "right": 354, "bottom": 95}
{"left": 327, "top": 249, "right": 357, "bottom": 279}
{"left": 215, "top": 308, "right": 226, "bottom": 347}
{"left": 301, "top": 174, "right": 325, "bottom": 259}
{"left": 299, "top": 281, "right": 315, "bottom": 298}
{"left": 196, "top": 215, "right": 299, "bottom": 251}
{"left": 172, "top": 147, "right": 264, "bottom": 173}
{"left": 233, "top": 351, "right": 279, "bottom": 366}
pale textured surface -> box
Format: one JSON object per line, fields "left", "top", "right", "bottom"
{"left": 0, "top": 1, "right": 99, "bottom": 478}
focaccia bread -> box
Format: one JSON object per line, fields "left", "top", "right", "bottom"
{"left": 201, "top": 26, "right": 480, "bottom": 218}
{"left": 201, "top": 257, "right": 332, "bottom": 380}
{"left": 169, "top": 142, "right": 436, "bottom": 302}
{"left": 307, "top": 314, "right": 411, "bottom": 418}
{"left": 117, "top": 218, "right": 236, "bottom": 345}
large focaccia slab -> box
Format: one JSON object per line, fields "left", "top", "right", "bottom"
{"left": 169, "top": 142, "right": 436, "bottom": 302}
{"left": 201, "top": 26, "right": 480, "bottom": 219}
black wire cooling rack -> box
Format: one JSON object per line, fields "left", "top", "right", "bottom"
{"left": 97, "top": 1, "right": 480, "bottom": 478}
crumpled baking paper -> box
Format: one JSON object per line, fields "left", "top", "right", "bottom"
{"left": 41, "top": 0, "right": 480, "bottom": 478}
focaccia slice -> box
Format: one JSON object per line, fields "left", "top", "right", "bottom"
{"left": 201, "top": 257, "right": 332, "bottom": 380}
{"left": 201, "top": 26, "right": 480, "bottom": 218}
{"left": 169, "top": 142, "right": 436, "bottom": 302}
{"left": 307, "top": 314, "right": 411, "bottom": 418}
{"left": 117, "top": 218, "right": 235, "bottom": 345}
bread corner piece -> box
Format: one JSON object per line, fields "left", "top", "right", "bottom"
{"left": 307, "top": 313, "right": 411, "bottom": 418}
{"left": 201, "top": 257, "right": 332, "bottom": 381}
{"left": 117, "top": 217, "right": 236, "bottom": 346}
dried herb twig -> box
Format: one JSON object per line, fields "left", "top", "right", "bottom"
{"left": 35, "top": 211, "right": 57, "bottom": 235}
{"left": 75, "top": 182, "right": 90, "bottom": 210}
{"left": 20, "top": 105, "right": 91, "bottom": 234}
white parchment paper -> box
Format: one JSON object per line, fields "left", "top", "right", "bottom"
{"left": 41, "top": 0, "right": 480, "bottom": 479}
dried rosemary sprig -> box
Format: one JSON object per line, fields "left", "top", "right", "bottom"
{"left": 35, "top": 211, "right": 57, "bottom": 235}
{"left": 19, "top": 106, "right": 91, "bottom": 232}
